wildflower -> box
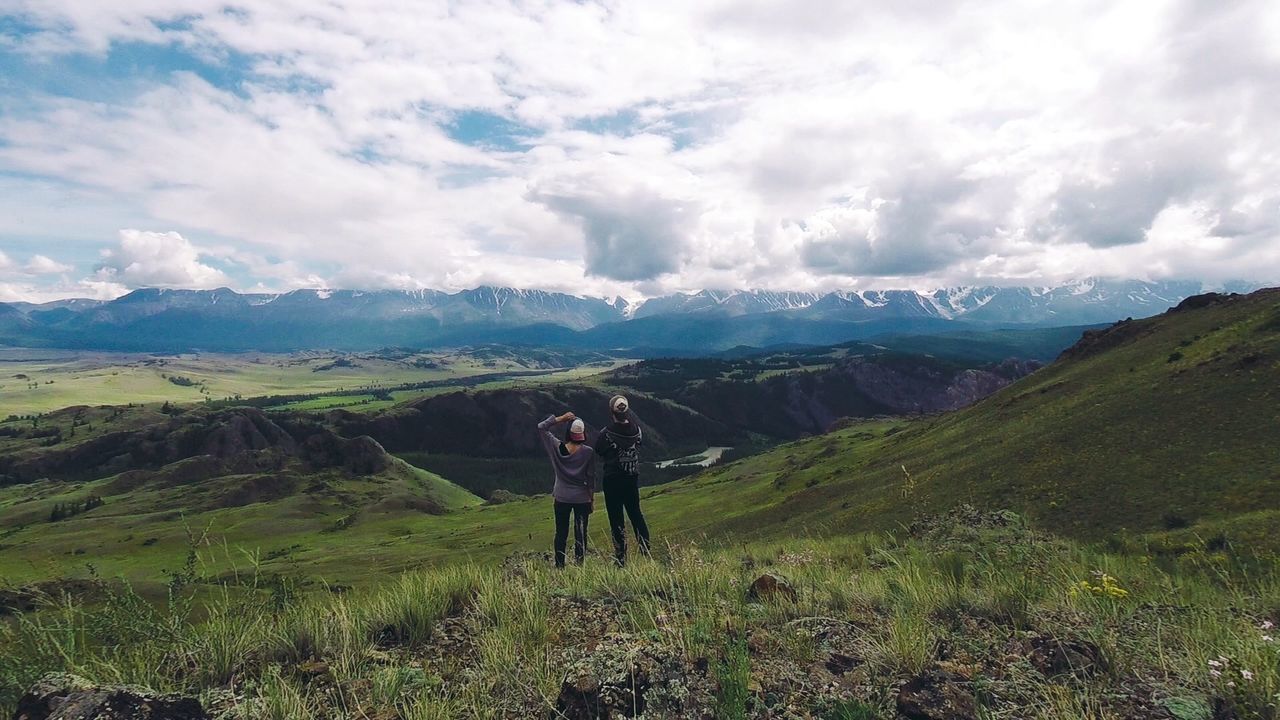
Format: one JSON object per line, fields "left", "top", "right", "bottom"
{"left": 1260, "top": 620, "right": 1275, "bottom": 631}
{"left": 1227, "top": 681, "right": 1235, "bottom": 688}
{"left": 1208, "top": 659, "right": 1223, "bottom": 668}
{"left": 1210, "top": 669, "right": 1222, "bottom": 678}
{"left": 1070, "top": 573, "right": 1129, "bottom": 600}
{"left": 1241, "top": 670, "right": 1254, "bottom": 681}
{"left": 1262, "top": 635, "right": 1274, "bottom": 643}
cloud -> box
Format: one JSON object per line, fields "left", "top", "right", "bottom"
{"left": 528, "top": 178, "right": 698, "bottom": 282}
{"left": 1040, "top": 129, "right": 1227, "bottom": 248}
{"left": 24, "top": 255, "right": 73, "bottom": 274}
{"left": 0, "top": 0, "right": 1275, "bottom": 299}
{"left": 0, "top": 251, "right": 12, "bottom": 271}
{"left": 799, "top": 166, "right": 1006, "bottom": 277}
{"left": 94, "top": 229, "right": 229, "bottom": 289}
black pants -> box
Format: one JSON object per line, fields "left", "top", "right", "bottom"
{"left": 603, "top": 473, "right": 650, "bottom": 565}
{"left": 553, "top": 501, "right": 591, "bottom": 567}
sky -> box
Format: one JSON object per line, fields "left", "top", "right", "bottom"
{"left": 0, "top": 0, "right": 1277, "bottom": 303}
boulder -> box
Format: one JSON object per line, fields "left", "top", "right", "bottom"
{"left": 896, "top": 667, "right": 978, "bottom": 720}
{"left": 747, "top": 573, "right": 797, "bottom": 603}
{"left": 14, "top": 673, "right": 207, "bottom": 720}
{"left": 486, "top": 489, "right": 526, "bottom": 505}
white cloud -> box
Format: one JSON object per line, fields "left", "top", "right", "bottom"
{"left": 24, "top": 254, "right": 74, "bottom": 274}
{"left": 0, "top": 0, "right": 1275, "bottom": 299}
{"left": 94, "top": 229, "right": 229, "bottom": 289}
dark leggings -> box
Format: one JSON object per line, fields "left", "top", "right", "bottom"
{"left": 603, "top": 473, "right": 650, "bottom": 565}
{"left": 553, "top": 501, "right": 591, "bottom": 567}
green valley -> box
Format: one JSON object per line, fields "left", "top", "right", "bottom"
{"left": 2, "top": 289, "right": 1279, "bottom": 719}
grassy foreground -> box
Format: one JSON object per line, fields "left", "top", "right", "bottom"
{"left": 4, "top": 510, "right": 1278, "bottom": 719}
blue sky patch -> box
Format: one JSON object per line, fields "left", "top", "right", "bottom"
{"left": 0, "top": 20, "right": 252, "bottom": 102}
{"left": 446, "top": 110, "right": 537, "bottom": 151}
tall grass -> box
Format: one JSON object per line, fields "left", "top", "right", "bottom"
{"left": 3, "top": 520, "right": 1278, "bottom": 718}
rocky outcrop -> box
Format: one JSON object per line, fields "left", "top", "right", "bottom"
{"left": 0, "top": 408, "right": 394, "bottom": 484}
{"left": 622, "top": 354, "right": 1039, "bottom": 439}
{"left": 328, "top": 386, "right": 734, "bottom": 459}
{"left": 1169, "top": 292, "right": 1237, "bottom": 313}
{"left": 553, "top": 637, "right": 717, "bottom": 720}
{"left": 299, "top": 433, "right": 391, "bottom": 475}
{"left": 1058, "top": 319, "right": 1150, "bottom": 361}
{"left": 13, "top": 673, "right": 207, "bottom": 720}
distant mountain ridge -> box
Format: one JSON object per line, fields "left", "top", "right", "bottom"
{"left": 0, "top": 279, "right": 1260, "bottom": 352}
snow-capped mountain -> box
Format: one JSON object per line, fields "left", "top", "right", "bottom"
{"left": 633, "top": 279, "right": 1229, "bottom": 326}
{"left": 0, "top": 279, "right": 1259, "bottom": 352}
{"left": 631, "top": 290, "right": 823, "bottom": 319}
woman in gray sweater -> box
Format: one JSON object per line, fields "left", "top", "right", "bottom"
{"left": 537, "top": 412, "right": 596, "bottom": 567}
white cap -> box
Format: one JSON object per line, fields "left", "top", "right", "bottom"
{"left": 610, "top": 395, "right": 629, "bottom": 414}
{"left": 569, "top": 418, "right": 586, "bottom": 440}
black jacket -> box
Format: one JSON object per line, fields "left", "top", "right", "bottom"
{"left": 594, "top": 418, "right": 642, "bottom": 477}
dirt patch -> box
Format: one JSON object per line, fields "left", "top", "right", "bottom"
{"left": 216, "top": 473, "right": 300, "bottom": 508}
{"left": 0, "top": 579, "right": 104, "bottom": 616}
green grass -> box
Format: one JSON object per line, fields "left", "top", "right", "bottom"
{"left": 0, "top": 351, "right": 633, "bottom": 417}
{"left": 4, "top": 514, "right": 1278, "bottom": 718}
{"left": 0, "top": 458, "right": 483, "bottom": 589}
{"left": 0, "top": 350, "right": 528, "bottom": 416}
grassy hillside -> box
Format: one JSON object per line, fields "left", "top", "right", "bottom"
{"left": 4, "top": 510, "right": 1278, "bottom": 718}
{"left": 649, "top": 289, "right": 1280, "bottom": 543}
{"left": 0, "top": 348, "right": 624, "bottom": 416}
{"left": 0, "top": 405, "right": 484, "bottom": 587}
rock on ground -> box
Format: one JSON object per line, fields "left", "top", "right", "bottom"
{"left": 747, "top": 573, "right": 798, "bottom": 602}
{"left": 13, "top": 673, "right": 208, "bottom": 720}
{"left": 1024, "top": 633, "right": 1108, "bottom": 678}
{"left": 553, "top": 636, "right": 718, "bottom": 719}
{"left": 896, "top": 667, "right": 978, "bottom": 720}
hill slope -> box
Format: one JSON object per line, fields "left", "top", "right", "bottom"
{"left": 653, "top": 288, "right": 1280, "bottom": 541}
{"left": 0, "top": 406, "right": 481, "bottom": 583}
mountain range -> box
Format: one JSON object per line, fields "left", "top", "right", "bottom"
{"left": 0, "top": 278, "right": 1257, "bottom": 352}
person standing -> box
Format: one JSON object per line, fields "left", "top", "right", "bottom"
{"left": 593, "top": 395, "right": 650, "bottom": 566}
{"left": 537, "top": 411, "right": 596, "bottom": 568}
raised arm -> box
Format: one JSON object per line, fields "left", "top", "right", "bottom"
{"left": 537, "top": 414, "right": 559, "bottom": 456}
{"left": 537, "top": 412, "right": 576, "bottom": 456}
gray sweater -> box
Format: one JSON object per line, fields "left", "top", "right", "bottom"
{"left": 537, "top": 415, "right": 596, "bottom": 504}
